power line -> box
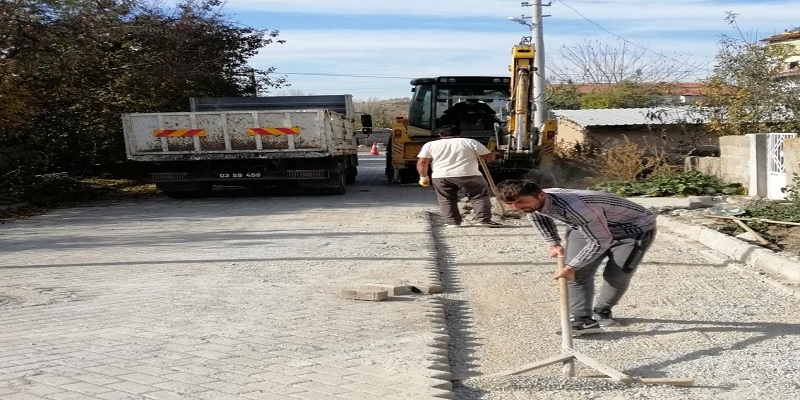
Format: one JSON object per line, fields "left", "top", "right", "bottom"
{"left": 555, "top": 0, "right": 711, "bottom": 80}
{"left": 276, "top": 71, "right": 413, "bottom": 80}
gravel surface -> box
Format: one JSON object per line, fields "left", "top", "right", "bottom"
{"left": 433, "top": 215, "right": 800, "bottom": 400}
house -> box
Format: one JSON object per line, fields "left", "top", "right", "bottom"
{"left": 552, "top": 107, "right": 717, "bottom": 156}
{"left": 761, "top": 26, "right": 800, "bottom": 78}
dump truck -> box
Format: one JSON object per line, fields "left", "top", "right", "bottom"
{"left": 122, "top": 95, "right": 360, "bottom": 197}
{"left": 373, "top": 38, "right": 556, "bottom": 183}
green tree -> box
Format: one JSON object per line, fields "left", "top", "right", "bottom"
{"left": 701, "top": 13, "right": 800, "bottom": 136}
{"left": 580, "top": 81, "right": 659, "bottom": 109}
{"left": 547, "top": 82, "right": 581, "bottom": 110}
{"left": 0, "top": 0, "right": 286, "bottom": 180}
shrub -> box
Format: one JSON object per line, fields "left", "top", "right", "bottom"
{"left": 556, "top": 135, "right": 673, "bottom": 183}
{"left": 590, "top": 170, "right": 745, "bottom": 197}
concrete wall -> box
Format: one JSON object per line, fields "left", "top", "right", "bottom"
{"left": 554, "top": 119, "right": 585, "bottom": 149}
{"left": 687, "top": 156, "right": 721, "bottom": 177}
{"left": 785, "top": 137, "right": 800, "bottom": 188}
{"left": 685, "top": 135, "right": 751, "bottom": 188}
{"left": 590, "top": 126, "right": 719, "bottom": 154}
{"left": 717, "top": 135, "right": 751, "bottom": 185}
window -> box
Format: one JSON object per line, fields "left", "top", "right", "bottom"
{"left": 408, "top": 85, "right": 431, "bottom": 129}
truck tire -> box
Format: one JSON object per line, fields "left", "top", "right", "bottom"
{"left": 345, "top": 165, "right": 357, "bottom": 184}
{"left": 324, "top": 164, "right": 347, "bottom": 195}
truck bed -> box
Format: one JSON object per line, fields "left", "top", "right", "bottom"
{"left": 122, "top": 109, "right": 356, "bottom": 162}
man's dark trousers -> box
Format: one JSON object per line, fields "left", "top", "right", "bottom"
{"left": 432, "top": 175, "right": 492, "bottom": 225}
{"left": 564, "top": 228, "right": 657, "bottom": 317}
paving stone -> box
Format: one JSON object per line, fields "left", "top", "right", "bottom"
{"left": 0, "top": 160, "right": 454, "bottom": 400}
{"left": 340, "top": 289, "right": 389, "bottom": 301}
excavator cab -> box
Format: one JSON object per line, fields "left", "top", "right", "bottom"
{"left": 387, "top": 76, "right": 536, "bottom": 184}
{"left": 407, "top": 77, "right": 511, "bottom": 141}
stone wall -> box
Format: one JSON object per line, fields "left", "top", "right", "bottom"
{"left": 554, "top": 120, "right": 720, "bottom": 157}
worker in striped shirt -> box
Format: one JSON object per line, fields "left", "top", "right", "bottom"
{"left": 495, "top": 179, "right": 658, "bottom": 335}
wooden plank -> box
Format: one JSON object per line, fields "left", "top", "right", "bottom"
{"left": 732, "top": 219, "right": 770, "bottom": 245}
{"left": 484, "top": 353, "right": 575, "bottom": 378}
{"left": 705, "top": 214, "right": 800, "bottom": 227}
{"left": 630, "top": 377, "right": 695, "bottom": 386}
{"left": 572, "top": 351, "right": 631, "bottom": 382}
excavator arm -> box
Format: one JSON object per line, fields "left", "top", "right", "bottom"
{"left": 507, "top": 38, "right": 535, "bottom": 154}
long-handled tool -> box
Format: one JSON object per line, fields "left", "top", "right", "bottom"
{"left": 485, "top": 256, "right": 695, "bottom": 387}
{"left": 477, "top": 156, "right": 512, "bottom": 218}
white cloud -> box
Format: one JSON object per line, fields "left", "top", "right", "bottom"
{"left": 226, "top": 0, "right": 522, "bottom": 18}
{"left": 254, "top": 28, "right": 720, "bottom": 99}
{"left": 226, "top": 0, "right": 796, "bottom": 30}
{"left": 236, "top": 0, "right": 797, "bottom": 99}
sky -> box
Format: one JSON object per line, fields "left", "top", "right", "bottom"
{"left": 219, "top": 0, "right": 798, "bottom": 100}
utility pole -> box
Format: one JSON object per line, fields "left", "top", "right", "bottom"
{"left": 529, "top": 1, "right": 549, "bottom": 132}
{"left": 247, "top": 68, "right": 258, "bottom": 97}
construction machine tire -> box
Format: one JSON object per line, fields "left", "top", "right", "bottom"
{"left": 385, "top": 139, "right": 394, "bottom": 182}
{"left": 398, "top": 168, "right": 419, "bottom": 184}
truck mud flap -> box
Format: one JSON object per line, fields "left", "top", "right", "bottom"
{"left": 296, "top": 165, "right": 346, "bottom": 195}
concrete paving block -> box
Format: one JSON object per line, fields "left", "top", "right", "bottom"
{"left": 737, "top": 246, "right": 772, "bottom": 266}
{"left": 732, "top": 243, "right": 765, "bottom": 261}
{"left": 756, "top": 254, "right": 800, "bottom": 281}
{"left": 431, "top": 349, "right": 448, "bottom": 357}
{"left": 340, "top": 289, "right": 388, "bottom": 301}
{"left": 427, "top": 363, "right": 451, "bottom": 372}
{"left": 411, "top": 284, "right": 443, "bottom": 294}
{"left": 660, "top": 215, "right": 800, "bottom": 283}
{"left": 361, "top": 284, "right": 411, "bottom": 296}
{"left": 697, "top": 230, "right": 741, "bottom": 258}
{"left": 431, "top": 334, "right": 450, "bottom": 344}
{"left": 427, "top": 341, "right": 448, "bottom": 350}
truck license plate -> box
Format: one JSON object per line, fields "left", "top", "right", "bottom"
{"left": 218, "top": 173, "right": 262, "bottom": 178}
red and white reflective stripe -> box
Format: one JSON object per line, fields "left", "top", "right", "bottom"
{"left": 247, "top": 127, "right": 301, "bottom": 136}
{"left": 392, "top": 143, "right": 404, "bottom": 157}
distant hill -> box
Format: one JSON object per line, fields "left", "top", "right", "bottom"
{"left": 354, "top": 98, "right": 410, "bottom": 128}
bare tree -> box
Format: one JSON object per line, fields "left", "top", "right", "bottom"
{"left": 547, "top": 38, "right": 705, "bottom": 85}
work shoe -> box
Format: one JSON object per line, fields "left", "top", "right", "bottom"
{"left": 475, "top": 220, "right": 504, "bottom": 228}
{"left": 570, "top": 316, "right": 604, "bottom": 335}
{"left": 593, "top": 308, "right": 620, "bottom": 327}
{"left": 444, "top": 223, "right": 462, "bottom": 228}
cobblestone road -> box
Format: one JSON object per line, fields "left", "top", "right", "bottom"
{"left": 0, "top": 156, "right": 455, "bottom": 400}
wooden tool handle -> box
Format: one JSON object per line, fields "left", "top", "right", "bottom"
{"left": 557, "top": 256, "right": 575, "bottom": 377}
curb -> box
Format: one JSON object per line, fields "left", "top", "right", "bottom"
{"left": 419, "top": 211, "right": 456, "bottom": 399}
{"left": 657, "top": 215, "right": 800, "bottom": 282}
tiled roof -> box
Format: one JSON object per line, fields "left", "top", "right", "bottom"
{"left": 762, "top": 27, "right": 800, "bottom": 43}
{"left": 552, "top": 107, "right": 707, "bottom": 127}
